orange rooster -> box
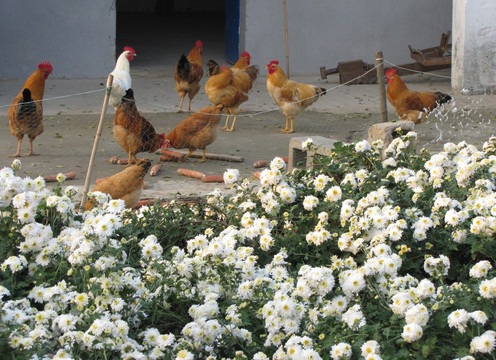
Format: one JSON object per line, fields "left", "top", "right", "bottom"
{"left": 165, "top": 104, "right": 224, "bottom": 162}
{"left": 85, "top": 159, "right": 151, "bottom": 210}
{"left": 385, "top": 68, "right": 453, "bottom": 124}
{"left": 266, "top": 60, "right": 326, "bottom": 133}
{"left": 113, "top": 89, "right": 165, "bottom": 165}
{"left": 174, "top": 40, "right": 204, "bottom": 112}
{"left": 8, "top": 61, "right": 53, "bottom": 157}
{"left": 109, "top": 46, "right": 136, "bottom": 110}
{"left": 205, "top": 55, "right": 258, "bottom": 132}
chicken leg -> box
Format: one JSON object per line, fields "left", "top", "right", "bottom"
{"left": 278, "top": 116, "right": 295, "bottom": 134}
{"left": 178, "top": 95, "right": 185, "bottom": 112}
{"left": 10, "top": 138, "right": 23, "bottom": 158}
{"left": 220, "top": 115, "right": 231, "bottom": 131}
{"left": 182, "top": 148, "right": 207, "bottom": 162}
{"left": 27, "top": 138, "right": 40, "bottom": 156}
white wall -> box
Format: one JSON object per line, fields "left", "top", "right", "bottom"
{"left": 0, "top": 0, "right": 115, "bottom": 79}
{"left": 452, "top": 0, "right": 496, "bottom": 94}
{"left": 241, "top": 0, "right": 453, "bottom": 76}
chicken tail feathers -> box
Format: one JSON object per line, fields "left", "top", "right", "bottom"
{"left": 16, "top": 88, "right": 37, "bottom": 119}
{"left": 177, "top": 54, "right": 190, "bottom": 78}
{"left": 317, "top": 87, "right": 327, "bottom": 96}
{"left": 435, "top": 92, "right": 453, "bottom": 105}
{"left": 206, "top": 59, "right": 220, "bottom": 76}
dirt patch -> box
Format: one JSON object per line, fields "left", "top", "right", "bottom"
{"left": 1, "top": 107, "right": 496, "bottom": 202}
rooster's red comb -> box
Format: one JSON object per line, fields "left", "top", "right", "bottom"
{"left": 124, "top": 46, "right": 136, "bottom": 55}
{"left": 38, "top": 61, "right": 53, "bottom": 73}
{"left": 195, "top": 40, "right": 203, "bottom": 48}
{"left": 241, "top": 51, "right": 251, "bottom": 59}
{"left": 268, "top": 60, "right": 279, "bottom": 67}
{"left": 385, "top": 68, "right": 397, "bottom": 76}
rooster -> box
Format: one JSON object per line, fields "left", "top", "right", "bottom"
{"left": 266, "top": 60, "right": 326, "bottom": 133}
{"left": 113, "top": 89, "right": 165, "bottom": 165}
{"left": 85, "top": 159, "right": 151, "bottom": 210}
{"left": 385, "top": 68, "right": 453, "bottom": 124}
{"left": 205, "top": 54, "right": 258, "bottom": 132}
{"left": 165, "top": 104, "right": 224, "bottom": 162}
{"left": 8, "top": 61, "right": 53, "bottom": 157}
{"left": 174, "top": 40, "right": 204, "bottom": 112}
{"left": 108, "top": 46, "right": 136, "bottom": 110}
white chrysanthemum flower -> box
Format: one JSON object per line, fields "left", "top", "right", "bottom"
{"left": 270, "top": 157, "right": 287, "bottom": 170}
{"left": 1, "top": 255, "right": 28, "bottom": 273}
{"left": 382, "top": 157, "right": 397, "bottom": 167}
{"left": 361, "top": 340, "right": 380, "bottom": 358}
{"left": 11, "top": 159, "right": 22, "bottom": 171}
{"left": 470, "top": 330, "right": 496, "bottom": 354}
{"left": 54, "top": 314, "right": 80, "bottom": 332}
{"left": 0, "top": 285, "right": 10, "bottom": 300}
{"left": 405, "top": 304, "right": 429, "bottom": 327}
{"left": 223, "top": 168, "right": 240, "bottom": 184}
{"left": 52, "top": 349, "right": 73, "bottom": 359}
{"left": 469, "top": 310, "right": 488, "bottom": 325}
{"left": 341, "top": 304, "right": 365, "bottom": 330}
{"left": 330, "top": 342, "right": 352, "bottom": 360}
{"left": 175, "top": 349, "right": 195, "bottom": 360}
{"left": 479, "top": 278, "right": 496, "bottom": 299}
{"left": 401, "top": 323, "right": 423, "bottom": 343}
{"left": 325, "top": 186, "right": 342, "bottom": 202}
{"left": 355, "top": 140, "right": 371, "bottom": 153}
{"left": 469, "top": 260, "right": 493, "bottom": 278}
{"left": 448, "top": 309, "right": 470, "bottom": 333}
{"left": 341, "top": 173, "right": 357, "bottom": 189}
{"left": 390, "top": 291, "right": 414, "bottom": 315}
{"left": 423, "top": 255, "right": 450, "bottom": 276}
{"left": 415, "top": 279, "right": 436, "bottom": 299}
{"left": 56, "top": 173, "right": 67, "bottom": 183}
{"left": 313, "top": 174, "right": 331, "bottom": 191}
{"left": 302, "top": 195, "right": 319, "bottom": 211}
{"left": 452, "top": 229, "right": 467, "bottom": 244}
{"left": 301, "top": 138, "right": 313, "bottom": 150}
{"left": 340, "top": 270, "right": 366, "bottom": 297}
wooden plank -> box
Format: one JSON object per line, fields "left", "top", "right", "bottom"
{"left": 157, "top": 149, "right": 244, "bottom": 162}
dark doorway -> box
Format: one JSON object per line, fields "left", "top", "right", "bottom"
{"left": 116, "top": 0, "right": 230, "bottom": 75}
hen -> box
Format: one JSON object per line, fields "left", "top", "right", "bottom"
{"left": 205, "top": 54, "right": 258, "bottom": 131}
{"left": 113, "top": 89, "right": 165, "bottom": 165}
{"left": 174, "top": 40, "right": 204, "bottom": 112}
{"left": 266, "top": 60, "right": 326, "bottom": 133}
{"left": 165, "top": 104, "right": 224, "bottom": 162}
{"left": 85, "top": 158, "right": 151, "bottom": 210}
{"left": 8, "top": 61, "right": 53, "bottom": 157}
{"left": 386, "top": 68, "right": 452, "bottom": 124}
{"left": 109, "top": 46, "right": 136, "bottom": 110}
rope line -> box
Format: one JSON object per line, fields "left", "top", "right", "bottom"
{"left": 0, "top": 58, "right": 451, "bottom": 116}
{"left": 383, "top": 59, "right": 452, "bottom": 79}
{"left": 0, "top": 88, "right": 107, "bottom": 109}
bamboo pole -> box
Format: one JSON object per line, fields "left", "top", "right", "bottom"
{"left": 283, "top": 0, "right": 290, "bottom": 78}
{"left": 376, "top": 51, "right": 388, "bottom": 122}
{"left": 80, "top": 75, "right": 113, "bottom": 209}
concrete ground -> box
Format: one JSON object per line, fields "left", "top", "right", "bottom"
{"left": 1, "top": 66, "right": 496, "bottom": 205}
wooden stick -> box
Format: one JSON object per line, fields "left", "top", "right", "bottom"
{"left": 283, "top": 0, "right": 290, "bottom": 79}
{"left": 159, "top": 149, "right": 244, "bottom": 162}
{"left": 80, "top": 75, "right": 113, "bottom": 209}
{"left": 376, "top": 51, "right": 388, "bottom": 123}
{"left": 44, "top": 171, "right": 76, "bottom": 183}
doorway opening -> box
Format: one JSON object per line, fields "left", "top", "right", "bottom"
{"left": 115, "top": 0, "right": 233, "bottom": 76}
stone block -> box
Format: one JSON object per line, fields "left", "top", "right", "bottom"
{"left": 288, "top": 136, "right": 339, "bottom": 171}
{"left": 368, "top": 120, "right": 415, "bottom": 151}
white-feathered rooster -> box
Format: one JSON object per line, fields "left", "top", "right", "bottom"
{"left": 108, "top": 46, "right": 136, "bottom": 110}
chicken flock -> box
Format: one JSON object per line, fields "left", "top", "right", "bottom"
{"left": 7, "top": 41, "right": 453, "bottom": 209}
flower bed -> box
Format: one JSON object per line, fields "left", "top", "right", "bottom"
{"left": 1, "top": 131, "right": 495, "bottom": 360}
